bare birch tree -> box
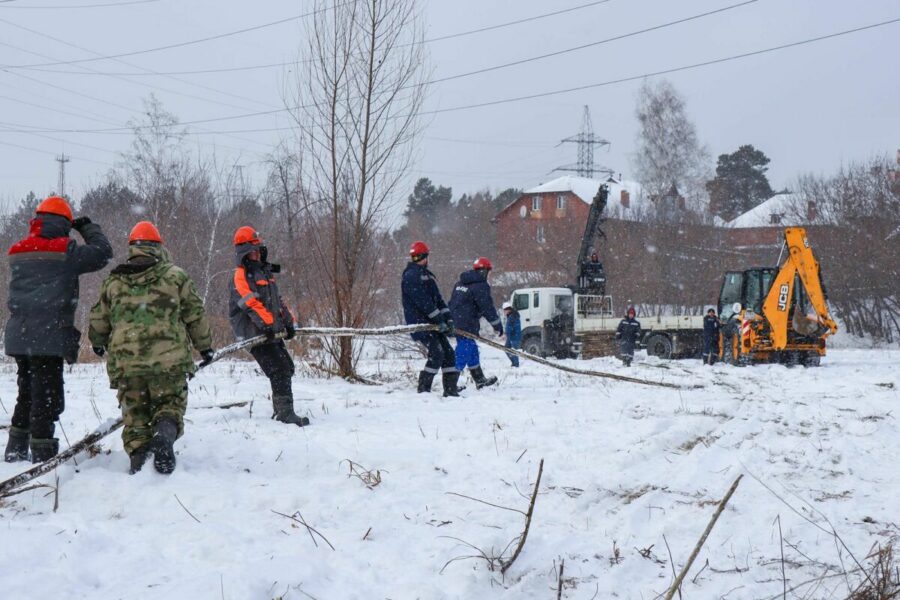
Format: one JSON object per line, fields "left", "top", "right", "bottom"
{"left": 288, "top": 0, "right": 428, "bottom": 376}
{"left": 632, "top": 79, "right": 711, "bottom": 209}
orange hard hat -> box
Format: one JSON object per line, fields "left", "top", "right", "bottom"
{"left": 234, "top": 226, "right": 262, "bottom": 246}
{"left": 36, "top": 196, "right": 73, "bottom": 222}
{"left": 129, "top": 221, "right": 163, "bottom": 244}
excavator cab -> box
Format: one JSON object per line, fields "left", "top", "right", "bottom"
{"left": 716, "top": 228, "right": 837, "bottom": 366}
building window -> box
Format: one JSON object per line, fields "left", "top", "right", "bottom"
{"left": 532, "top": 195, "right": 542, "bottom": 211}
{"left": 769, "top": 213, "right": 783, "bottom": 225}
{"left": 536, "top": 225, "right": 546, "bottom": 244}
{"left": 519, "top": 205, "right": 527, "bottom": 218}
{"left": 556, "top": 194, "right": 566, "bottom": 210}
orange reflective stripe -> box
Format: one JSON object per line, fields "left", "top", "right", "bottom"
{"left": 255, "top": 279, "right": 269, "bottom": 286}
{"left": 233, "top": 266, "right": 274, "bottom": 325}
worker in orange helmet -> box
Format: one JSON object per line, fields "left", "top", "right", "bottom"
{"left": 90, "top": 221, "right": 214, "bottom": 474}
{"left": 228, "top": 226, "right": 308, "bottom": 427}
{"left": 4, "top": 196, "right": 112, "bottom": 464}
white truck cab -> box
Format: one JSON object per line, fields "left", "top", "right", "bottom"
{"left": 510, "top": 287, "right": 575, "bottom": 356}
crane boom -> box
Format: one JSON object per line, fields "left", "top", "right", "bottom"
{"left": 575, "top": 185, "right": 609, "bottom": 294}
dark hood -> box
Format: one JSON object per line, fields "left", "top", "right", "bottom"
{"left": 458, "top": 269, "right": 487, "bottom": 285}
{"left": 32, "top": 214, "right": 72, "bottom": 239}
{"left": 235, "top": 242, "right": 263, "bottom": 266}
{"left": 111, "top": 243, "right": 171, "bottom": 283}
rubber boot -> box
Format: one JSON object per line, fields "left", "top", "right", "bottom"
{"left": 417, "top": 371, "right": 435, "bottom": 393}
{"left": 470, "top": 366, "right": 498, "bottom": 390}
{"left": 442, "top": 371, "right": 463, "bottom": 397}
{"left": 147, "top": 417, "right": 178, "bottom": 474}
{"left": 4, "top": 426, "right": 30, "bottom": 463}
{"left": 273, "top": 396, "right": 310, "bottom": 427}
{"left": 29, "top": 438, "right": 59, "bottom": 464}
{"left": 129, "top": 451, "right": 148, "bottom": 474}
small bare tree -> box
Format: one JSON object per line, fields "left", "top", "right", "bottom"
{"left": 288, "top": 0, "right": 428, "bottom": 376}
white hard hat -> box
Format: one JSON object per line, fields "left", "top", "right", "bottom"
{"left": 732, "top": 302, "right": 742, "bottom": 314}
{"left": 502, "top": 301, "right": 512, "bottom": 310}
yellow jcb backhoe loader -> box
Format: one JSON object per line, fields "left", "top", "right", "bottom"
{"left": 717, "top": 227, "right": 838, "bottom": 366}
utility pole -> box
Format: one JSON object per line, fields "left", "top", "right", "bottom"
{"left": 552, "top": 106, "right": 612, "bottom": 178}
{"left": 56, "top": 154, "right": 70, "bottom": 198}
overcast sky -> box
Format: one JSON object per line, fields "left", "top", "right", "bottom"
{"left": 0, "top": 0, "right": 897, "bottom": 215}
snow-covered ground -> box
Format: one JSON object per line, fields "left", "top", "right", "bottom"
{"left": 1, "top": 346, "right": 897, "bottom": 599}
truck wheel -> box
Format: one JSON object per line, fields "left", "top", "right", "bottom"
{"left": 783, "top": 352, "right": 802, "bottom": 368}
{"left": 645, "top": 334, "right": 673, "bottom": 360}
{"left": 522, "top": 336, "right": 543, "bottom": 357}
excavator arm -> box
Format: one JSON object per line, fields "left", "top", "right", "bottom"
{"left": 762, "top": 227, "right": 838, "bottom": 349}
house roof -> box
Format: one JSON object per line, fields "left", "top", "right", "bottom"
{"left": 727, "top": 193, "right": 805, "bottom": 228}
{"left": 500, "top": 175, "right": 651, "bottom": 221}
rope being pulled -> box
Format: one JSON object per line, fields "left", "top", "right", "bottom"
{"left": 0, "top": 323, "right": 685, "bottom": 495}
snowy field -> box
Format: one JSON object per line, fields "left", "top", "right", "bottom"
{"left": 0, "top": 345, "right": 897, "bottom": 600}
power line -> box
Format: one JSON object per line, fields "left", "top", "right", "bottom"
{"left": 0, "top": 2, "right": 348, "bottom": 69}
{"left": 1, "top": 15, "right": 897, "bottom": 135}
{"left": 0, "top": 2, "right": 763, "bottom": 133}
{"left": 0, "top": 0, "right": 159, "bottom": 8}
{"left": 13, "top": 0, "right": 614, "bottom": 76}
{"left": 430, "top": 0, "right": 757, "bottom": 85}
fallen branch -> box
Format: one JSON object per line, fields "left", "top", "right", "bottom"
{"left": 501, "top": 458, "right": 544, "bottom": 574}
{"left": 663, "top": 474, "right": 743, "bottom": 600}
{"left": 175, "top": 494, "right": 202, "bottom": 524}
{"left": 557, "top": 558, "right": 566, "bottom": 600}
{"left": 272, "top": 509, "right": 335, "bottom": 551}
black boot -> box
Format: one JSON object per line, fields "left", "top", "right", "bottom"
{"left": 147, "top": 418, "right": 178, "bottom": 474}
{"left": 417, "top": 371, "right": 436, "bottom": 393}
{"left": 4, "top": 426, "right": 30, "bottom": 462}
{"left": 273, "top": 396, "right": 310, "bottom": 427}
{"left": 129, "top": 451, "right": 148, "bottom": 474}
{"left": 29, "top": 438, "right": 59, "bottom": 464}
{"left": 470, "top": 366, "right": 498, "bottom": 390}
{"left": 442, "top": 371, "right": 464, "bottom": 397}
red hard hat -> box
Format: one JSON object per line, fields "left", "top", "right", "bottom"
{"left": 234, "top": 226, "right": 262, "bottom": 246}
{"left": 409, "top": 240, "right": 429, "bottom": 257}
{"left": 473, "top": 256, "right": 493, "bottom": 270}
{"left": 129, "top": 221, "right": 163, "bottom": 244}
{"left": 36, "top": 195, "right": 73, "bottom": 222}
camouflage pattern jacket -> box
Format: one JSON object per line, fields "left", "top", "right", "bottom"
{"left": 88, "top": 244, "right": 212, "bottom": 386}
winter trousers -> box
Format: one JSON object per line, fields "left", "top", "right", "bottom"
{"left": 702, "top": 335, "right": 719, "bottom": 364}
{"left": 117, "top": 375, "right": 188, "bottom": 456}
{"left": 504, "top": 339, "right": 520, "bottom": 367}
{"left": 455, "top": 337, "right": 481, "bottom": 371}
{"left": 250, "top": 341, "right": 296, "bottom": 398}
{"left": 416, "top": 332, "right": 457, "bottom": 375}
{"left": 11, "top": 356, "right": 64, "bottom": 440}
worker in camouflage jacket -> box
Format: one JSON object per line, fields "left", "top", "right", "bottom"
{"left": 4, "top": 196, "right": 112, "bottom": 464}
{"left": 228, "top": 226, "right": 308, "bottom": 427}
{"left": 89, "top": 221, "right": 214, "bottom": 474}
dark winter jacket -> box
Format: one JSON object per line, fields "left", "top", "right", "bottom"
{"left": 228, "top": 242, "right": 295, "bottom": 345}
{"left": 449, "top": 269, "right": 502, "bottom": 336}
{"left": 5, "top": 214, "right": 112, "bottom": 362}
{"left": 615, "top": 316, "right": 642, "bottom": 355}
{"left": 703, "top": 315, "right": 721, "bottom": 340}
{"left": 402, "top": 261, "right": 450, "bottom": 340}
{"left": 504, "top": 309, "right": 522, "bottom": 346}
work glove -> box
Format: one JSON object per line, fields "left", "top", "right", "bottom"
{"left": 92, "top": 345, "right": 105, "bottom": 357}
{"left": 263, "top": 327, "right": 276, "bottom": 342}
{"left": 198, "top": 349, "right": 215, "bottom": 367}
{"left": 284, "top": 325, "right": 296, "bottom": 340}
{"left": 494, "top": 325, "right": 504, "bottom": 338}
{"left": 438, "top": 319, "right": 455, "bottom": 335}
{"left": 72, "top": 216, "right": 91, "bottom": 231}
